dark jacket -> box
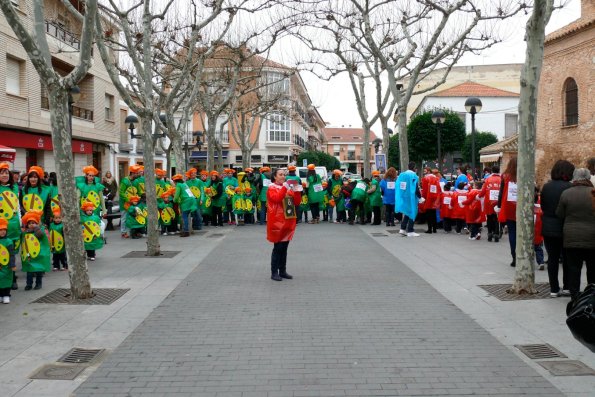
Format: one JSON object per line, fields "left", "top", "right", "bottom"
{"left": 541, "top": 180, "right": 572, "bottom": 237}
{"left": 556, "top": 185, "right": 595, "bottom": 249}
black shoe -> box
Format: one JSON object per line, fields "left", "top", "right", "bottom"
{"left": 425, "top": 230, "right": 432, "bottom": 234}
{"left": 34, "top": 284, "right": 42, "bottom": 290}
{"left": 11, "top": 282, "right": 18, "bottom": 290}
{"left": 25, "top": 285, "right": 32, "bottom": 291}
{"left": 279, "top": 272, "right": 293, "bottom": 279}
{"left": 488, "top": 234, "right": 493, "bottom": 242}
{"left": 271, "top": 274, "right": 282, "bottom": 281}
{"left": 510, "top": 260, "right": 516, "bottom": 267}
{"left": 494, "top": 237, "right": 499, "bottom": 243}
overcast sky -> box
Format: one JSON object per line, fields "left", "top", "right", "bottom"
{"left": 292, "top": 0, "right": 582, "bottom": 132}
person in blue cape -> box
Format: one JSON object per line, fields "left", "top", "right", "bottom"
{"left": 396, "top": 162, "right": 424, "bottom": 237}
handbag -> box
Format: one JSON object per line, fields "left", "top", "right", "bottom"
{"left": 282, "top": 196, "right": 296, "bottom": 219}
{"left": 566, "top": 283, "right": 595, "bottom": 352}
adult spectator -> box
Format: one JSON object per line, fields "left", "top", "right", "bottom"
{"left": 102, "top": 171, "right": 118, "bottom": 201}
{"left": 455, "top": 167, "right": 469, "bottom": 190}
{"left": 267, "top": 168, "right": 297, "bottom": 282}
{"left": 379, "top": 167, "right": 397, "bottom": 227}
{"left": 556, "top": 168, "right": 595, "bottom": 301}
{"left": 496, "top": 157, "right": 517, "bottom": 267}
{"left": 541, "top": 160, "right": 574, "bottom": 297}
{"left": 396, "top": 161, "right": 423, "bottom": 237}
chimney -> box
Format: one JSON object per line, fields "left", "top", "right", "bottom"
{"left": 582, "top": 0, "right": 595, "bottom": 20}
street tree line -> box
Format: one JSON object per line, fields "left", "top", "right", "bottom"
{"left": 0, "top": 0, "right": 559, "bottom": 297}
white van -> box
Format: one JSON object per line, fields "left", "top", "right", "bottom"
{"left": 295, "top": 166, "right": 328, "bottom": 184}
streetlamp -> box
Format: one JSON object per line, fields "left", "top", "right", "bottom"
{"left": 464, "top": 97, "right": 482, "bottom": 179}
{"left": 184, "top": 131, "right": 203, "bottom": 171}
{"left": 124, "top": 114, "right": 167, "bottom": 140}
{"left": 431, "top": 109, "right": 446, "bottom": 171}
{"left": 68, "top": 85, "right": 81, "bottom": 138}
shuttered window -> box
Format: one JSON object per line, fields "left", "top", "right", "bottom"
{"left": 504, "top": 114, "right": 518, "bottom": 137}
{"left": 564, "top": 78, "right": 578, "bottom": 126}
{"left": 6, "top": 57, "right": 21, "bottom": 95}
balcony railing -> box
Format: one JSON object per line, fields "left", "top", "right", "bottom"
{"left": 45, "top": 20, "right": 83, "bottom": 51}
{"left": 41, "top": 96, "right": 94, "bottom": 121}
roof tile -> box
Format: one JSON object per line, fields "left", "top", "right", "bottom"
{"left": 431, "top": 81, "right": 519, "bottom": 98}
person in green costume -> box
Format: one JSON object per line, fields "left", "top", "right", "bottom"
{"left": 367, "top": 170, "right": 383, "bottom": 225}
{"left": 285, "top": 166, "right": 303, "bottom": 223}
{"left": 349, "top": 177, "right": 368, "bottom": 225}
{"left": 0, "top": 163, "right": 21, "bottom": 249}
{"left": 49, "top": 208, "right": 67, "bottom": 270}
{"left": 242, "top": 168, "right": 257, "bottom": 224}
{"left": 198, "top": 171, "right": 212, "bottom": 225}
{"left": 21, "top": 210, "right": 51, "bottom": 290}
{"left": 299, "top": 182, "right": 310, "bottom": 223}
{"left": 0, "top": 218, "right": 16, "bottom": 304}
{"left": 209, "top": 171, "right": 225, "bottom": 227}
{"left": 231, "top": 186, "right": 245, "bottom": 225}
{"left": 184, "top": 168, "right": 203, "bottom": 230}
{"left": 321, "top": 181, "right": 329, "bottom": 221}
{"left": 20, "top": 166, "right": 51, "bottom": 227}
{"left": 305, "top": 165, "right": 324, "bottom": 224}
{"left": 119, "top": 164, "right": 142, "bottom": 238}
{"left": 172, "top": 174, "right": 199, "bottom": 237}
{"left": 76, "top": 165, "right": 106, "bottom": 217}
{"left": 133, "top": 165, "right": 146, "bottom": 196}
{"left": 81, "top": 201, "right": 104, "bottom": 261}
{"left": 223, "top": 169, "right": 239, "bottom": 225}
{"left": 126, "top": 195, "right": 146, "bottom": 239}
{"left": 158, "top": 189, "right": 176, "bottom": 235}
{"left": 328, "top": 170, "right": 346, "bottom": 223}
{"left": 257, "top": 167, "right": 271, "bottom": 225}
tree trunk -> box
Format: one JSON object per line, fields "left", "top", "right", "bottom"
{"left": 398, "top": 106, "right": 409, "bottom": 171}
{"left": 48, "top": 88, "right": 92, "bottom": 299}
{"left": 509, "top": 0, "right": 553, "bottom": 295}
{"left": 242, "top": 148, "right": 251, "bottom": 169}
{"left": 380, "top": 118, "right": 390, "bottom": 155}
{"left": 141, "top": 119, "right": 160, "bottom": 256}
{"left": 361, "top": 124, "right": 370, "bottom": 178}
{"left": 171, "top": 135, "right": 185, "bottom": 174}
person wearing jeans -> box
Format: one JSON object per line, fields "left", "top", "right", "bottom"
{"left": 380, "top": 167, "right": 397, "bottom": 227}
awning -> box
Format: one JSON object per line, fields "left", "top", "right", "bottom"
{"left": 189, "top": 150, "right": 228, "bottom": 160}
{"left": 0, "top": 145, "right": 16, "bottom": 162}
{"left": 0, "top": 130, "right": 93, "bottom": 154}
{"left": 480, "top": 153, "right": 502, "bottom": 163}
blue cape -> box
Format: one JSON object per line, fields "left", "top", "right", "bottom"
{"left": 395, "top": 170, "right": 419, "bottom": 219}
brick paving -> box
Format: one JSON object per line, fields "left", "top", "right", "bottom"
{"left": 74, "top": 224, "right": 561, "bottom": 396}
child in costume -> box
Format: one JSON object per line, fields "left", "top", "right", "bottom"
{"left": 462, "top": 181, "right": 485, "bottom": 240}
{"left": 231, "top": 187, "right": 245, "bottom": 226}
{"left": 439, "top": 182, "right": 454, "bottom": 233}
{"left": 298, "top": 182, "right": 310, "bottom": 223}
{"left": 126, "top": 195, "right": 146, "bottom": 239}
{"left": 243, "top": 187, "right": 255, "bottom": 224}
{"left": 0, "top": 218, "right": 16, "bottom": 303}
{"left": 21, "top": 210, "right": 51, "bottom": 290}
{"left": 321, "top": 181, "right": 329, "bottom": 222}
{"left": 81, "top": 201, "right": 104, "bottom": 261}
{"left": 158, "top": 189, "right": 176, "bottom": 235}
{"left": 50, "top": 208, "right": 68, "bottom": 270}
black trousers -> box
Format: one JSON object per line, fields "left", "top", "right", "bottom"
{"left": 337, "top": 210, "right": 347, "bottom": 222}
{"left": 271, "top": 241, "right": 289, "bottom": 275}
{"left": 52, "top": 252, "right": 68, "bottom": 269}
{"left": 544, "top": 236, "right": 568, "bottom": 293}
{"left": 425, "top": 209, "right": 437, "bottom": 232}
{"left": 486, "top": 214, "right": 498, "bottom": 237}
{"left": 0, "top": 287, "right": 11, "bottom": 297}
{"left": 349, "top": 199, "right": 365, "bottom": 224}
{"left": 443, "top": 217, "right": 452, "bottom": 232}
{"left": 372, "top": 206, "right": 381, "bottom": 225}
{"left": 212, "top": 206, "right": 223, "bottom": 226}
{"left": 385, "top": 204, "right": 395, "bottom": 225}
{"left": 454, "top": 218, "right": 465, "bottom": 233}
{"left": 310, "top": 202, "right": 320, "bottom": 220}
{"left": 86, "top": 249, "right": 95, "bottom": 259}
{"left": 566, "top": 248, "right": 595, "bottom": 299}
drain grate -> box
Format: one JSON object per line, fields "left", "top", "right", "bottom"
{"left": 371, "top": 233, "right": 388, "bottom": 237}
{"left": 538, "top": 360, "right": 595, "bottom": 376}
{"left": 192, "top": 230, "right": 208, "bottom": 235}
{"left": 516, "top": 344, "right": 567, "bottom": 359}
{"left": 32, "top": 288, "right": 129, "bottom": 305}
{"left": 207, "top": 233, "right": 225, "bottom": 238}
{"left": 58, "top": 348, "right": 105, "bottom": 364}
{"left": 122, "top": 250, "right": 181, "bottom": 258}
{"left": 29, "top": 364, "right": 86, "bottom": 380}
{"left": 386, "top": 230, "right": 401, "bottom": 234}
{"left": 478, "top": 283, "right": 552, "bottom": 300}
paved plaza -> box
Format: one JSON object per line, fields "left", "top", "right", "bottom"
{"left": 1, "top": 223, "right": 594, "bottom": 396}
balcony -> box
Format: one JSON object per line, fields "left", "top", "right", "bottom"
{"left": 45, "top": 20, "right": 86, "bottom": 52}
{"left": 41, "top": 96, "right": 94, "bottom": 121}
{"left": 119, "top": 143, "right": 133, "bottom": 152}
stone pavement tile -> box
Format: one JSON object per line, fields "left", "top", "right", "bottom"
{"left": 75, "top": 224, "right": 561, "bottom": 397}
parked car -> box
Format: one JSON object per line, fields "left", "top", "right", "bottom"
{"left": 343, "top": 173, "right": 362, "bottom": 181}
{"left": 295, "top": 166, "right": 328, "bottom": 184}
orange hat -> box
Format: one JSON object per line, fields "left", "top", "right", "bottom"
{"left": 287, "top": 165, "right": 296, "bottom": 171}
{"left": 0, "top": 162, "right": 10, "bottom": 171}
{"left": 200, "top": 170, "right": 209, "bottom": 176}
{"left": 260, "top": 166, "right": 270, "bottom": 172}
{"left": 22, "top": 210, "right": 43, "bottom": 225}
{"left": 81, "top": 201, "right": 96, "bottom": 212}
{"left": 223, "top": 168, "right": 231, "bottom": 174}
{"left": 155, "top": 168, "right": 167, "bottom": 177}
{"left": 160, "top": 191, "right": 171, "bottom": 199}
{"left": 138, "top": 165, "right": 144, "bottom": 171}
{"left": 372, "top": 170, "right": 380, "bottom": 176}
{"left": 322, "top": 181, "right": 328, "bottom": 187}
{"left": 307, "top": 164, "right": 315, "bottom": 170}
{"left": 185, "top": 168, "right": 197, "bottom": 178}
{"left": 171, "top": 174, "right": 184, "bottom": 181}
{"left": 210, "top": 170, "right": 219, "bottom": 176}
{"left": 52, "top": 208, "right": 61, "bottom": 217}
{"left": 234, "top": 187, "right": 242, "bottom": 193}
{"left": 83, "top": 165, "right": 99, "bottom": 176}
{"left": 245, "top": 167, "right": 254, "bottom": 173}
{"left": 228, "top": 169, "right": 236, "bottom": 174}
{"left": 332, "top": 169, "right": 342, "bottom": 176}
{"left": 302, "top": 182, "right": 307, "bottom": 187}
{"left": 245, "top": 187, "right": 252, "bottom": 193}
{"left": 0, "top": 218, "right": 8, "bottom": 230}
{"left": 129, "top": 195, "right": 141, "bottom": 203}
{"left": 166, "top": 187, "right": 176, "bottom": 196}
{"left": 129, "top": 165, "right": 142, "bottom": 173}
{"left": 27, "top": 166, "right": 44, "bottom": 177}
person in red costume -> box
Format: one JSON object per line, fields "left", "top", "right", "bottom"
{"left": 463, "top": 181, "right": 486, "bottom": 240}
{"left": 421, "top": 167, "right": 441, "bottom": 234}
{"left": 267, "top": 168, "right": 297, "bottom": 281}
{"left": 479, "top": 165, "right": 502, "bottom": 242}
{"left": 496, "top": 157, "right": 518, "bottom": 267}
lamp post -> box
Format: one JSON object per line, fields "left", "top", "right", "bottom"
{"left": 431, "top": 109, "right": 445, "bottom": 171}
{"left": 464, "top": 97, "right": 482, "bottom": 179}
{"left": 124, "top": 114, "right": 140, "bottom": 139}
{"left": 184, "top": 131, "right": 203, "bottom": 171}
{"left": 68, "top": 85, "right": 81, "bottom": 138}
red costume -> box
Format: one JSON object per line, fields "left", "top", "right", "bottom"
{"left": 534, "top": 203, "right": 543, "bottom": 245}
{"left": 421, "top": 174, "right": 441, "bottom": 211}
{"left": 463, "top": 189, "right": 485, "bottom": 224}
{"left": 266, "top": 183, "right": 296, "bottom": 243}
{"left": 439, "top": 190, "right": 454, "bottom": 219}
{"left": 499, "top": 174, "right": 517, "bottom": 222}
{"left": 479, "top": 174, "right": 501, "bottom": 216}
{"left": 451, "top": 189, "right": 468, "bottom": 220}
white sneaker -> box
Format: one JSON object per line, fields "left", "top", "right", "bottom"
{"left": 561, "top": 290, "right": 571, "bottom": 297}
{"left": 162, "top": 232, "right": 168, "bottom": 236}
{"left": 538, "top": 264, "right": 545, "bottom": 271}
{"left": 550, "top": 292, "right": 560, "bottom": 298}
{"left": 2, "top": 296, "right": 9, "bottom": 304}
{"left": 468, "top": 236, "right": 476, "bottom": 240}
{"left": 398, "top": 229, "right": 407, "bottom": 236}
{"left": 407, "top": 232, "right": 420, "bottom": 237}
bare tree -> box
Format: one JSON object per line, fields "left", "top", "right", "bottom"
{"left": 0, "top": 0, "right": 98, "bottom": 299}
{"left": 509, "top": 0, "right": 555, "bottom": 294}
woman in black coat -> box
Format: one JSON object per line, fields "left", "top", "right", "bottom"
{"left": 541, "top": 160, "right": 574, "bottom": 297}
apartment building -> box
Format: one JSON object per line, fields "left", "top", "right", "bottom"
{"left": 0, "top": 0, "right": 119, "bottom": 175}
{"left": 322, "top": 127, "right": 377, "bottom": 175}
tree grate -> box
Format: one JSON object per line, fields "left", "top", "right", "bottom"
{"left": 515, "top": 344, "right": 567, "bottom": 359}
{"left": 207, "top": 233, "right": 225, "bottom": 238}
{"left": 29, "top": 364, "right": 86, "bottom": 380}
{"left": 58, "top": 348, "right": 105, "bottom": 364}
{"left": 478, "top": 282, "right": 552, "bottom": 300}
{"left": 31, "top": 288, "right": 129, "bottom": 305}
{"left": 122, "top": 250, "right": 181, "bottom": 258}
{"left": 371, "top": 233, "right": 388, "bottom": 237}
{"left": 538, "top": 360, "right": 595, "bottom": 376}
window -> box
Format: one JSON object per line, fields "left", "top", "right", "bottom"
{"left": 564, "top": 78, "right": 578, "bottom": 126}
{"left": 120, "top": 109, "right": 129, "bottom": 143}
{"left": 267, "top": 112, "right": 291, "bottom": 142}
{"left": 504, "top": 114, "right": 518, "bottom": 137}
{"left": 105, "top": 94, "right": 114, "bottom": 120}
{"left": 347, "top": 144, "right": 356, "bottom": 161}
{"left": 6, "top": 57, "right": 22, "bottom": 95}
{"left": 333, "top": 144, "right": 341, "bottom": 157}
{"left": 331, "top": 136, "right": 341, "bottom": 140}
{"left": 264, "top": 72, "right": 290, "bottom": 95}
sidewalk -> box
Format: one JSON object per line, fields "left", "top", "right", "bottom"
{"left": 0, "top": 228, "right": 234, "bottom": 397}
{"left": 74, "top": 224, "right": 562, "bottom": 397}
